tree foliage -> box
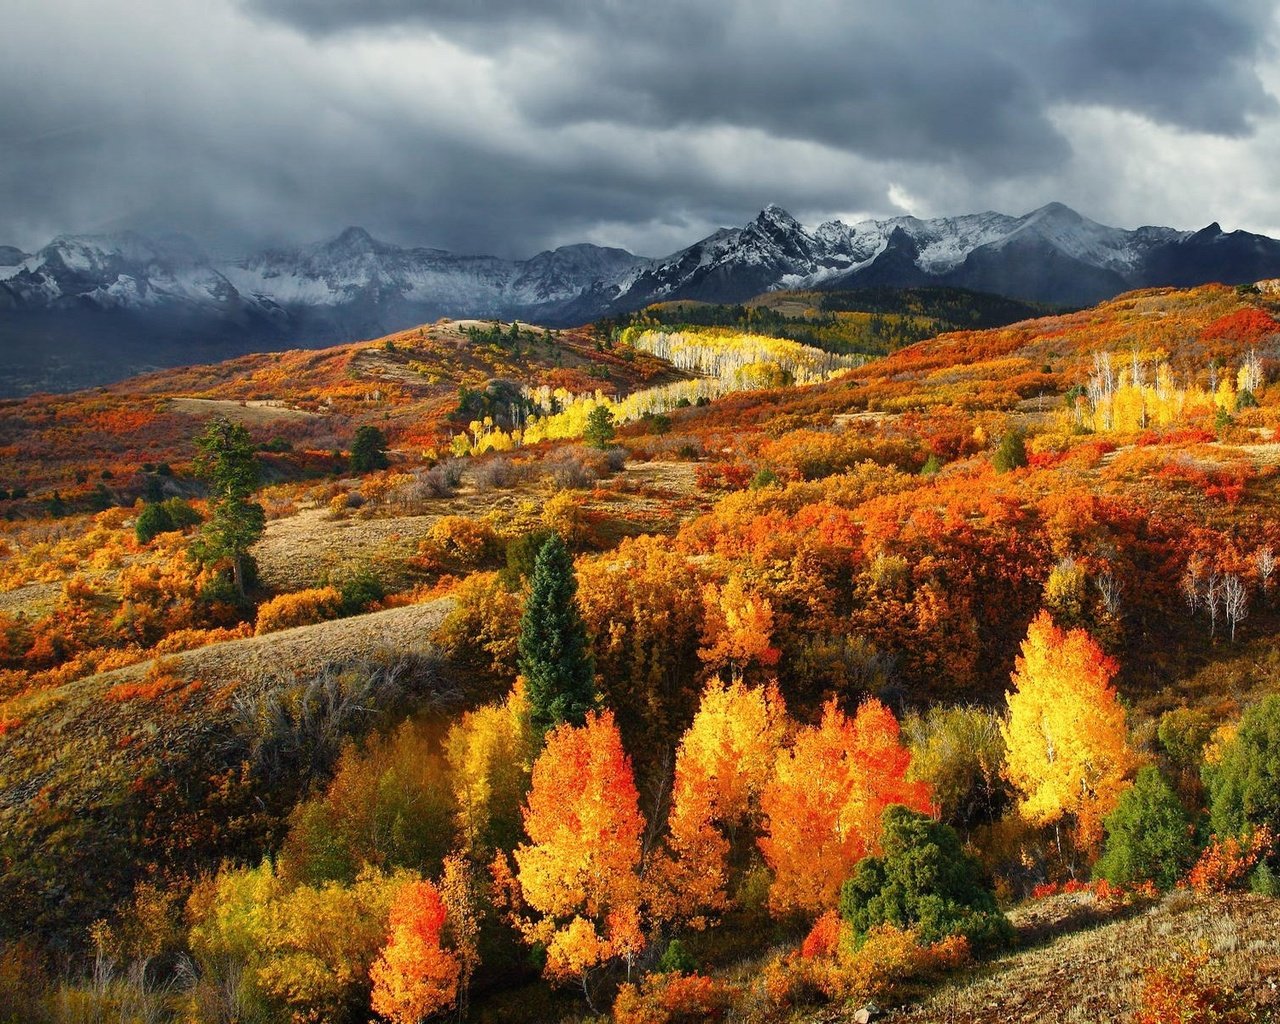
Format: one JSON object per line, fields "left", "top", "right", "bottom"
{"left": 514, "top": 710, "right": 646, "bottom": 992}
{"left": 839, "top": 805, "right": 1011, "bottom": 949}
{"left": 1093, "top": 765, "right": 1194, "bottom": 890}
{"left": 582, "top": 405, "right": 616, "bottom": 449}
{"left": 903, "top": 705, "right": 1009, "bottom": 832}
{"left": 445, "top": 681, "right": 534, "bottom": 857}
{"left": 662, "top": 677, "right": 788, "bottom": 924}
{"left": 191, "top": 417, "right": 265, "bottom": 597}
{"left": 370, "top": 879, "right": 462, "bottom": 1024}
{"left": 350, "top": 425, "right": 390, "bottom": 473}
{"left": 517, "top": 534, "right": 597, "bottom": 734}
{"left": 1002, "top": 611, "right": 1137, "bottom": 851}
{"left": 1206, "top": 694, "right": 1280, "bottom": 842}
{"left": 759, "top": 698, "right": 932, "bottom": 915}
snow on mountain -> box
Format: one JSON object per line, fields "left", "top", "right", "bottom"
{"left": 219, "top": 229, "right": 650, "bottom": 315}
{"left": 4, "top": 204, "right": 1279, "bottom": 384}
{"left": 600, "top": 202, "right": 1265, "bottom": 310}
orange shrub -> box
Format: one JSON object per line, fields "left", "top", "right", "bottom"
{"left": 1186, "top": 827, "right": 1273, "bottom": 894}
{"left": 254, "top": 586, "right": 343, "bottom": 635}
{"left": 695, "top": 462, "right": 752, "bottom": 491}
{"left": 1132, "top": 950, "right": 1233, "bottom": 1024}
{"left": 613, "top": 972, "right": 738, "bottom": 1024}
{"left": 759, "top": 923, "right": 971, "bottom": 1011}
{"left": 432, "top": 572, "right": 522, "bottom": 682}
{"left": 800, "top": 911, "right": 843, "bottom": 960}
{"left": 104, "top": 661, "right": 194, "bottom": 705}
{"left": 152, "top": 624, "right": 253, "bottom": 654}
{"left": 541, "top": 491, "right": 591, "bottom": 546}
{"left": 420, "top": 517, "right": 499, "bottom": 569}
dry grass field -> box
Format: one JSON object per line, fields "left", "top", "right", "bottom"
{"left": 167, "top": 397, "right": 318, "bottom": 424}
{"left": 879, "top": 890, "right": 1280, "bottom": 1023}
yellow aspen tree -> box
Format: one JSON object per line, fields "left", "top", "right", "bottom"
{"left": 1001, "top": 610, "right": 1138, "bottom": 854}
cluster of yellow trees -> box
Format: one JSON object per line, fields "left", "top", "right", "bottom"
{"left": 621, "top": 328, "right": 866, "bottom": 384}
{"left": 1067, "top": 349, "right": 1263, "bottom": 433}
{"left": 447, "top": 330, "right": 865, "bottom": 454}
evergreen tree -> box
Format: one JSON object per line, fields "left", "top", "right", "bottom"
{"left": 1207, "top": 694, "right": 1280, "bottom": 840}
{"left": 992, "top": 428, "right": 1027, "bottom": 474}
{"left": 191, "top": 418, "right": 265, "bottom": 598}
{"left": 1094, "top": 765, "right": 1194, "bottom": 890}
{"left": 517, "top": 534, "right": 596, "bottom": 734}
{"left": 135, "top": 502, "right": 175, "bottom": 545}
{"left": 583, "top": 406, "right": 616, "bottom": 450}
{"left": 839, "top": 805, "right": 1011, "bottom": 949}
{"left": 350, "top": 425, "right": 390, "bottom": 473}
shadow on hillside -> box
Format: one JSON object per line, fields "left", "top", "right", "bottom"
{"left": 1012, "top": 894, "right": 1154, "bottom": 951}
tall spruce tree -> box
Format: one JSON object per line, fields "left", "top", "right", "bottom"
{"left": 350, "top": 425, "right": 390, "bottom": 473}
{"left": 191, "top": 417, "right": 265, "bottom": 598}
{"left": 518, "top": 534, "right": 596, "bottom": 734}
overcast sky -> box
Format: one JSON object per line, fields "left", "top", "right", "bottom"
{"left": 3, "top": 0, "right": 1280, "bottom": 258}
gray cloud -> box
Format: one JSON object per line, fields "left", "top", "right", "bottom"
{"left": 1, "top": 0, "right": 1279, "bottom": 260}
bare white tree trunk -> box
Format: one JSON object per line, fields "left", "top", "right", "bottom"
{"left": 1181, "top": 561, "right": 1202, "bottom": 614}
{"left": 1205, "top": 571, "right": 1222, "bottom": 638}
{"left": 1095, "top": 571, "right": 1122, "bottom": 617}
{"left": 1255, "top": 546, "right": 1275, "bottom": 598}
{"left": 1223, "top": 573, "right": 1248, "bottom": 642}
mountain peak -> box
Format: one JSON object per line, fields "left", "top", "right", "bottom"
{"left": 755, "top": 204, "right": 802, "bottom": 230}
{"left": 1026, "top": 201, "right": 1085, "bottom": 224}
{"left": 326, "top": 226, "right": 380, "bottom": 253}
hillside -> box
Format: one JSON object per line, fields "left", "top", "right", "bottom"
{"left": 0, "top": 317, "right": 678, "bottom": 498}
{"left": 3, "top": 282, "right": 1280, "bottom": 1023}
{"left": 600, "top": 287, "right": 1057, "bottom": 359}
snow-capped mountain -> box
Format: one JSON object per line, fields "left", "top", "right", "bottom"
{"left": 0, "top": 226, "right": 647, "bottom": 324}
{"left": 4, "top": 203, "right": 1280, "bottom": 393}
{"left": 589, "top": 201, "right": 1280, "bottom": 313}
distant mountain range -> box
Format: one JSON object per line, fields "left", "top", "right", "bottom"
{"left": 4, "top": 202, "right": 1280, "bottom": 394}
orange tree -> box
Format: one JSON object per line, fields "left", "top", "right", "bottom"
{"left": 513, "top": 710, "right": 646, "bottom": 1007}
{"left": 370, "top": 879, "right": 462, "bottom": 1024}
{"left": 759, "top": 698, "right": 932, "bottom": 916}
{"left": 659, "top": 677, "right": 788, "bottom": 926}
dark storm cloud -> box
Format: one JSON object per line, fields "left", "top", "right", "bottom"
{"left": 251, "top": 0, "right": 1277, "bottom": 149}
{"left": 1, "top": 0, "right": 1279, "bottom": 259}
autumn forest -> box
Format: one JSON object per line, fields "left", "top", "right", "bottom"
{"left": 3, "top": 283, "right": 1280, "bottom": 1023}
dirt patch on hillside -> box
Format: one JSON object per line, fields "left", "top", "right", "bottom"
{"left": 168, "top": 397, "right": 317, "bottom": 424}
{"left": 254, "top": 489, "right": 527, "bottom": 591}
{"left": 159, "top": 598, "right": 453, "bottom": 686}
{"left": 254, "top": 460, "right": 706, "bottom": 591}
{"left": 0, "top": 580, "right": 60, "bottom": 617}
{"left": 52, "top": 598, "right": 456, "bottom": 703}
{"left": 255, "top": 507, "right": 443, "bottom": 591}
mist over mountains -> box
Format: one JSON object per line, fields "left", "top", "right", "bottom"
{"left": 4, "top": 202, "right": 1280, "bottom": 395}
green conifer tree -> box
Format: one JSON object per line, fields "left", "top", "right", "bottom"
{"left": 517, "top": 534, "right": 596, "bottom": 734}
{"left": 1094, "top": 765, "right": 1194, "bottom": 890}
{"left": 350, "top": 425, "right": 390, "bottom": 473}
{"left": 191, "top": 418, "right": 265, "bottom": 598}
{"left": 583, "top": 406, "right": 616, "bottom": 450}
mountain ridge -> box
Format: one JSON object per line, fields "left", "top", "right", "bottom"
{"left": 5, "top": 202, "right": 1280, "bottom": 393}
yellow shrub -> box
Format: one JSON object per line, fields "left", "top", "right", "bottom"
{"left": 255, "top": 587, "right": 343, "bottom": 635}
{"left": 541, "top": 491, "right": 589, "bottom": 546}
